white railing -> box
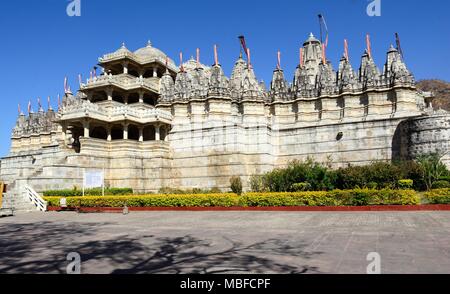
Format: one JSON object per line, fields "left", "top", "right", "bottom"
{"left": 24, "top": 185, "right": 47, "bottom": 212}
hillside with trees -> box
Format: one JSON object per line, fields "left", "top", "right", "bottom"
{"left": 416, "top": 79, "right": 450, "bottom": 111}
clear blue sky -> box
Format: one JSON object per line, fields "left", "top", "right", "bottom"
{"left": 0, "top": 0, "right": 449, "bottom": 157}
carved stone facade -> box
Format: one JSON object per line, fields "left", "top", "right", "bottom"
{"left": 1, "top": 34, "right": 449, "bottom": 201}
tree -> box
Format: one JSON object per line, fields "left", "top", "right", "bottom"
{"left": 230, "top": 176, "right": 243, "bottom": 195}
{"left": 416, "top": 153, "right": 449, "bottom": 191}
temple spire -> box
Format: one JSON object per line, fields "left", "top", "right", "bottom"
{"left": 344, "top": 39, "right": 349, "bottom": 62}
{"left": 247, "top": 48, "right": 252, "bottom": 69}
{"left": 196, "top": 48, "right": 200, "bottom": 68}
{"left": 214, "top": 44, "right": 219, "bottom": 66}
{"left": 179, "top": 52, "right": 184, "bottom": 72}
{"left": 276, "top": 50, "right": 281, "bottom": 70}
{"left": 366, "top": 34, "right": 372, "bottom": 59}
{"left": 27, "top": 100, "right": 32, "bottom": 114}
{"left": 47, "top": 96, "right": 53, "bottom": 111}
{"left": 37, "top": 97, "right": 44, "bottom": 112}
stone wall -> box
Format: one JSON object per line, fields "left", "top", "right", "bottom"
{"left": 407, "top": 113, "right": 450, "bottom": 166}
{"left": 1, "top": 88, "right": 449, "bottom": 197}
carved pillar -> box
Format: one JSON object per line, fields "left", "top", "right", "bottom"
{"left": 61, "top": 123, "right": 67, "bottom": 145}
{"left": 153, "top": 67, "right": 158, "bottom": 78}
{"left": 122, "top": 61, "right": 129, "bottom": 74}
{"left": 106, "top": 88, "right": 113, "bottom": 101}
{"left": 107, "top": 126, "right": 112, "bottom": 141}
{"left": 164, "top": 126, "right": 169, "bottom": 142}
{"left": 139, "top": 70, "right": 144, "bottom": 80}
{"left": 138, "top": 90, "right": 144, "bottom": 103}
{"left": 86, "top": 92, "right": 93, "bottom": 102}
{"left": 122, "top": 122, "right": 129, "bottom": 140}
{"left": 83, "top": 120, "right": 90, "bottom": 138}
{"left": 124, "top": 93, "right": 129, "bottom": 105}
{"left": 138, "top": 126, "right": 144, "bottom": 142}
{"left": 155, "top": 124, "right": 160, "bottom": 141}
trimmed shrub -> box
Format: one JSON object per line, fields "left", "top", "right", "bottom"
{"left": 336, "top": 162, "right": 402, "bottom": 190}
{"left": 242, "top": 189, "right": 419, "bottom": 206}
{"left": 416, "top": 153, "right": 449, "bottom": 191}
{"left": 431, "top": 180, "right": 450, "bottom": 189}
{"left": 249, "top": 175, "right": 266, "bottom": 192}
{"left": 424, "top": 189, "right": 450, "bottom": 204}
{"left": 44, "top": 189, "right": 420, "bottom": 208}
{"left": 291, "top": 182, "right": 312, "bottom": 192}
{"left": 45, "top": 193, "right": 240, "bottom": 207}
{"left": 398, "top": 179, "right": 414, "bottom": 190}
{"left": 394, "top": 160, "right": 425, "bottom": 191}
{"left": 43, "top": 188, "right": 133, "bottom": 197}
{"left": 263, "top": 158, "right": 337, "bottom": 192}
{"left": 158, "top": 187, "right": 222, "bottom": 194}
{"left": 230, "top": 176, "right": 243, "bottom": 195}
{"left": 366, "top": 182, "right": 378, "bottom": 189}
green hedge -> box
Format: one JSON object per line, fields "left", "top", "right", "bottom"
{"left": 242, "top": 189, "right": 419, "bottom": 206}
{"left": 43, "top": 188, "right": 133, "bottom": 197}
{"left": 44, "top": 193, "right": 239, "bottom": 207}
{"left": 424, "top": 189, "right": 450, "bottom": 204}
{"left": 44, "top": 189, "right": 419, "bottom": 207}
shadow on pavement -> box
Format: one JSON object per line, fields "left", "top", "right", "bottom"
{"left": 0, "top": 222, "right": 322, "bottom": 274}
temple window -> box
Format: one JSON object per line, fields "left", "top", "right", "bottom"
{"left": 143, "top": 125, "right": 156, "bottom": 141}
{"left": 160, "top": 126, "right": 168, "bottom": 141}
{"left": 127, "top": 93, "right": 140, "bottom": 104}
{"left": 111, "top": 125, "right": 123, "bottom": 140}
{"left": 128, "top": 125, "right": 140, "bottom": 141}
{"left": 91, "top": 91, "right": 108, "bottom": 103}
{"left": 143, "top": 93, "right": 157, "bottom": 106}
{"left": 90, "top": 126, "right": 108, "bottom": 140}
{"left": 112, "top": 91, "right": 125, "bottom": 103}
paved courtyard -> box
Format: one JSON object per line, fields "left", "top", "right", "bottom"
{"left": 1, "top": 211, "right": 450, "bottom": 274}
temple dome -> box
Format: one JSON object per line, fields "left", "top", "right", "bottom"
{"left": 304, "top": 33, "right": 320, "bottom": 45}
{"left": 182, "top": 57, "right": 210, "bottom": 73}
{"left": 135, "top": 41, "right": 168, "bottom": 60}
{"left": 114, "top": 42, "right": 132, "bottom": 54}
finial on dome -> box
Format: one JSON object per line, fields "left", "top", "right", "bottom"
{"left": 47, "top": 96, "right": 53, "bottom": 111}
{"left": 18, "top": 103, "right": 24, "bottom": 116}
{"left": 121, "top": 42, "right": 126, "bottom": 49}
{"left": 146, "top": 40, "right": 152, "bottom": 47}
{"left": 196, "top": 48, "right": 200, "bottom": 67}
{"left": 388, "top": 44, "right": 398, "bottom": 52}
{"left": 309, "top": 32, "right": 314, "bottom": 38}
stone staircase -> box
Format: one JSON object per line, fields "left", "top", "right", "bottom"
{"left": 1, "top": 181, "right": 46, "bottom": 212}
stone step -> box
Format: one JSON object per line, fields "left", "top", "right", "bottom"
{"left": 0, "top": 208, "right": 14, "bottom": 217}
{"left": 2, "top": 189, "right": 41, "bottom": 212}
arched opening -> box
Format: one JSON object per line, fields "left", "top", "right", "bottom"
{"left": 91, "top": 91, "right": 107, "bottom": 103}
{"left": 360, "top": 94, "right": 369, "bottom": 116}
{"left": 90, "top": 126, "right": 107, "bottom": 140}
{"left": 143, "top": 69, "right": 154, "bottom": 78}
{"left": 143, "top": 93, "right": 157, "bottom": 106}
{"left": 111, "top": 125, "right": 123, "bottom": 140}
{"left": 112, "top": 91, "right": 125, "bottom": 103}
{"left": 160, "top": 125, "right": 168, "bottom": 141}
{"left": 157, "top": 68, "right": 165, "bottom": 78}
{"left": 128, "top": 65, "right": 139, "bottom": 78}
{"left": 68, "top": 122, "right": 83, "bottom": 153}
{"left": 143, "top": 125, "right": 155, "bottom": 141}
{"left": 128, "top": 124, "right": 140, "bottom": 141}
{"left": 109, "top": 64, "right": 123, "bottom": 75}
{"left": 128, "top": 93, "right": 139, "bottom": 104}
